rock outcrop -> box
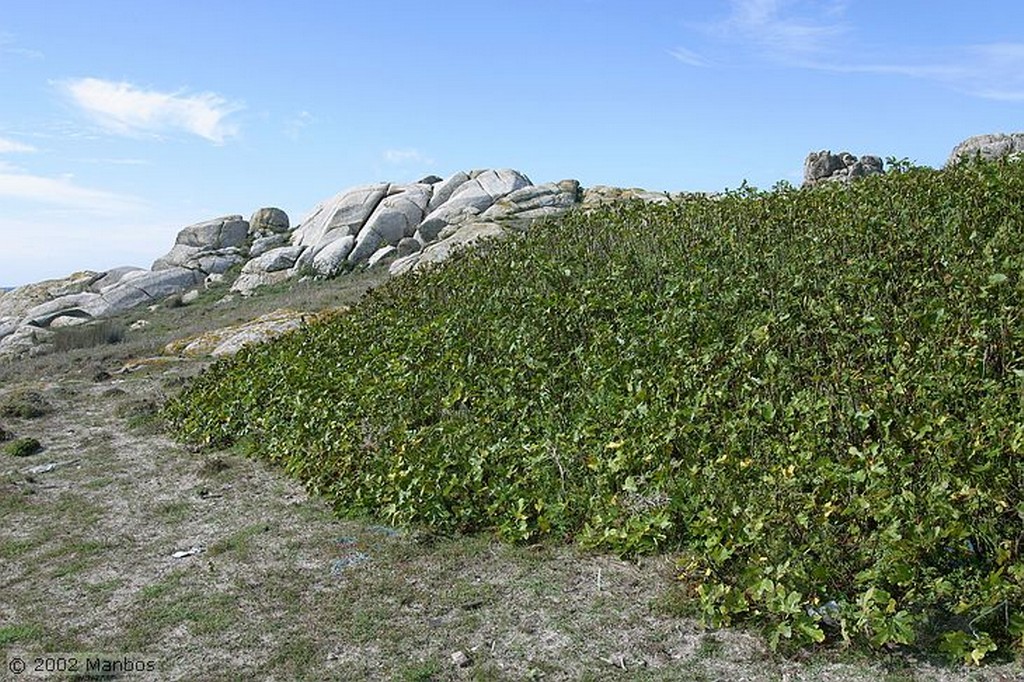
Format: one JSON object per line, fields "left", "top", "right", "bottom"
{"left": 0, "top": 169, "right": 690, "bottom": 360}
{"left": 803, "top": 151, "right": 884, "bottom": 186}
{"left": 232, "top": 169, "right": 586, "bottom": 290}
{"left": 947, "top": 133, "right": 1024, "bottom": 165}
{"left": 152, "top": 215, "right": 250, "bottom": 275}
{"left": 163, "top": 307, "right": 347, "bottom": 358}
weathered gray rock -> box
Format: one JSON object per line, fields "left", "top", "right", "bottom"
{"left": 153, "top": 215, "right": 250, "bottom": 272}
{"left": 249, "top": 207, "right": 290, "bottom": 235}
{"left": 0, "top": 324, "right": 54, "bottom": 356}
{"left": 390, "top": 222, "right": 506, "bottom": 276}
{"left": 0, "top": 272, "right": 104, "bottom": 318}
{"left": 310, "top": 236, "right": 356, "bottom": 277}
{"left": 189, "top": 251, "right": 246, "bottom": 275}
{"left": 250, "top": 246, "right": 305, "bottom": 273}
{"left": 582, "top": 186, "right": 676, "bottom": 207}
{"left": 24, "top": 292, "right": 104, "bottom": 326}
{"left": 0, "top": 317, "right": 21, "bottom": 341}
{"left": 367, "top": 245, "right": 397, "bottom": 268}
{"left": 481, "top": 180, "right": 580, "bottom": 224}
{"left": 230, "top": 269, "right": 292, "bottom": 295}
{"left": 230, "top": 248, "right": 305, "bottom": 295}
{"left": 803, "top": 151, "right": 884, "bottom": 186}
{"left": 947, "top": 133, "right": 1024, "bottom": 165}
{"left": 396, "top": 237, "right": 421, "bottom": 258}
{"left": 99, "top": 268, "right": 204, "bottom": 315}
{"left": 93, "top": 266, "right": 145, "bottom": 292}
{"left": 425, "top": 172, "right": 471, "bottom": 213}
{"left": 347, "top": 185, "right": 432, "bottom": 264}
{"left": 417, "top": 169, "right": 531, "bottom": 241}
{"left": 292, "top": 183, "right": 390, "bottom": 248}
{"left": 249, "top": 234, "right": 290, "bottom": 258}
{"left": 179, "top": 215, "right": 249, "bottom": 249}
{"left": 49, "top": 315, "right": 90, "bottom": 328}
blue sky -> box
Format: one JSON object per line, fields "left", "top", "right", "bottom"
{"left": 1, "top": 1, "right": 1023, "bottom": 286}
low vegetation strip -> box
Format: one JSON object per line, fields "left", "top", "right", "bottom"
{"left": 165, "top": 159, "right": 1024, "bottom": 662}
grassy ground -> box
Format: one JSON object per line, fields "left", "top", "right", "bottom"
{"left": 0, "top": 263, "right": 1020, "bottom": 680}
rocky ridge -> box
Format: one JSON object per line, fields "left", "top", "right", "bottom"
{"left": 0, "top": 168, "right": 658, "bottom": 360}
{"left": 2, "top": 133, "right": 1020, "bottom": 361}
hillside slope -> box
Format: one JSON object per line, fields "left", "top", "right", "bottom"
{"left": 166, "top": 160, "right": 1024, "bottom": 660}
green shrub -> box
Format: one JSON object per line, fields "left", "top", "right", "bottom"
{"left": 4, "top": 437, "right": 41, "bottom": 457}
{"left": 165, "top": 158, "right": 1024, "bottom": 661}
{"left": 0, "top": 389, "right": 51, "bottom": 418}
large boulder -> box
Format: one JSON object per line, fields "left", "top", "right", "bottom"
{"left": 249, "top": 207, "right": 290, "bottom": 236}
{"left": 481, "top": 180, "right": 580, "bottom": 225}
{"left": 425, "top": 171, "right": 471, "bottom": 212}
{"left": 0, "top": 271, "right": 104, "bottom": 318}
{"left": 248, "top": 246, "right": 305, "bottom": 274}
{"left": 249, "top": 234, "right": 290, "bottom": 258}
{"left": 347, "top": 184, "right": 432, "bottom": 264}
{"left": 93, "top": 266, "right": 145, "bottom": 292}
{"left": 165, "top": 308, "right": 346, "bottom": 357}
{"left": 416, "top": 169, "right": 531, "bottom": 242}
{"left": 947, "top": 133, "right": 1024, "bottom": 165}
{"left": 152, "top": 215, "right": 250, "bottom": 273}
{"left": 292, "top": 183, "right": 390, "bottom": 249}
{"left": 99, "top": 268, "right": 204, "bottom": 315}
{"left": 230, "top": 247, "right": 306, "bottom": 295}
{"left": 310, "top": 236, "right": 356, "bottom": 277}
{"left": 23, "top": 292, "right": 105, "bottom": 327}
{"left": 581, "top": 186, "right": 678, "bottom": 208}
{"left": 803, "top": 151, "right": 884, "bottom": 186}
{"left": 390, "top": 222, "right": 507, "bottom": 276}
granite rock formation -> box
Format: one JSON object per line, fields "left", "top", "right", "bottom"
{"left": 803, "top": 151, "right": 884, "bottom": 186}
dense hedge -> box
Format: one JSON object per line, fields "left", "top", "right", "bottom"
{"left": 165, "top": 159, "right": 1024, "bottom": 661}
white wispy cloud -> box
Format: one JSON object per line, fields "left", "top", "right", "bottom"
{"left": 285, "top": 110, "right": 315, "bottom": 140}
{"left": 0, "top": 171, "right": 145, "bottom": 213}
{"left": 61, "top": 78, "right": 243, "bottom": 144}
{"left": 0, "top": 137, "right": 37, "bottom": 153}
{"left": 668, "top": 46, "right": 711, "bottom": 67}
{"left": 383, "top": 148, "right": 434, "bottom": 165}
{"left": 800, "top": 44, "right": 1024, "bottom": 101}
{"left": 690, "top": 2, "right": 1024, "bottom": 101}
{"left": 0, "top": 32, "right": 44, "bottom": 61}
{"left": 73, "top": 157, "right": 151, "bottom": 166}
{"left": 709, "top": 0, "right": 849, "bottom": 59}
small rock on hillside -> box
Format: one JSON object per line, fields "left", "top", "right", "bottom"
{"left": 803, "top": 151, "right": 884, "bottom": 186}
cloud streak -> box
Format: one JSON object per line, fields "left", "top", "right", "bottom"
{"left": 668, "top": 46, "right": 711, "bottom": 67}
{"left": 0, "top": 137, "right": 37, "bottom": 153}
{"left": 382, "top": 148, "right": 434, "bottom": 165}
{"left": 61, "top": 78, "right": 243, "bottom": 144}
{"left": 710, "top": 0, "right": 849, "bottom": 60}
{"left": 691, "top": 2, "right": 1024, "bottom": 101}
{"left": 0, "top": 171, "right": 144, "bottom": 213}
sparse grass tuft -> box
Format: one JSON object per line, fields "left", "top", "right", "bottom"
{"left": 0, "top": 623, "right": 44, "bottom": 646}
{"left": 51, "top": 319, "right": 126, "bottom": 352}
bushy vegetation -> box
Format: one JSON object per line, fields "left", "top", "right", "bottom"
{"left": 4, "top": 436, "right": 41, "bottom": 457}
{"left": 0, "top": 389, "right": 51, "bottom": 419}
{"left": 165, "top": 159, "right": 1024, "bottom": 662}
